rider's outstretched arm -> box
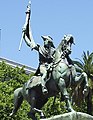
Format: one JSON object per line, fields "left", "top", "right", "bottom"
{"left": 22, "top": 2, "right": 38, "bottom": 50}
{"left": 23, "top": 20, "right": 36, "bottom": 49}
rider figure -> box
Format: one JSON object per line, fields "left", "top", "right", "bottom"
{"left": 22, "top": 4, "right": 55, "bottom": 94}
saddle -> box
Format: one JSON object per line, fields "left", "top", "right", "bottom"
{"left": 26, "top": 76, "right": 42, "bottom": 90}
{"left": 26, "top": 66, "right": 53, "bottom": 90}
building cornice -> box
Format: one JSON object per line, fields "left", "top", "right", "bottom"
{"left": 0, "top": 57, "right": 36, "bottom": 74}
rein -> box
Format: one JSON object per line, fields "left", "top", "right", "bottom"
{"left": 52, "top": 55, "right": 69, "bottom": 69}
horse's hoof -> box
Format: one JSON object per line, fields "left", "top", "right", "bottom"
{"left": 68, "top": 108, "right": 75, "bottom": 112}
{"left": 40, "top": 112, "right": 45, "bottom": 119}
{"left": 83, "top": 87, "right": 89, "bottom": 97}
{"left": 40, "top": 116, "right": 45, "bottom": 119}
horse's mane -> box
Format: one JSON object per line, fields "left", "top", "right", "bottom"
{"left": 53, "top": 38, "right": 65, "bottom": 62}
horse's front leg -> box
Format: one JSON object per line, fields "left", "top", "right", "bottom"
{"left": 75, "top": 72, "right": 89, "bottom": 96}
{"left": 58, "top": 78, "right": 74, "bottom": 112}
{"left": 81, "top": 72, "right": 89, "bottom": 96}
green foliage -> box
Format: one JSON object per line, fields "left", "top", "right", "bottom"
{"left": 73, "top": 101, "right": 87, "bottom": 113}
{"left": 0, "top": 61, "right": 32, "bottom": 120}
{"left": 42, "top": 95, "right": 89, "bottom": 118}
{"left": 42, "top": 96, "right": 67, "bottom": 118}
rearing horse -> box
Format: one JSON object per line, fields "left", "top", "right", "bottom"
{"left": 10, "top": 34, "right": 89, "bottom": 120}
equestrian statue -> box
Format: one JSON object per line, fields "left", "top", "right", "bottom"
{"left": 10, "top": 1, "right": 89, "bottom": 120}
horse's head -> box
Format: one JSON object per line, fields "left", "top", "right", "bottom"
{"left": 54, "top": 34, "right": 75, "bottom": 62}
{"left": 62, "top": 34, "right": 75, "bottom": 56}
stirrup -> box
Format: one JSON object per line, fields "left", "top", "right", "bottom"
{"left": 42, "top": 87, "right": 48, "bottom": 94}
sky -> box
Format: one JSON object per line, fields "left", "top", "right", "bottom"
{"left": 0, "top": 0, "right": 93, "bottom": 69}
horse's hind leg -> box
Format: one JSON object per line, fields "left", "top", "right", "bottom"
{"left": 10, "top": 88, "right": 23, "bottom": 116}
{"left": 58, "top": 78, "right": 74, "bottom": 112}
{"left": 75, "top": 72, "right": 89, "bottom": 96}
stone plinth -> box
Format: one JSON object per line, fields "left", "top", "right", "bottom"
{"left": 41, "top": 112, "right": 93, "bottom": 120}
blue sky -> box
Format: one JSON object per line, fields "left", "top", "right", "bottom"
{"left": 0, "top": 0, "right": 93, "bottom": 68}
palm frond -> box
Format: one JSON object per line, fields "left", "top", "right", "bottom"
{"left": 73, "top": 60, "right": 84, "bottom": 70}
{"left": 88, "top": 53, "right": 93, "bottom": 64}
{"left": 87, "top": 50, "right": 90, "bottom": 57}
{"left": 75, "top": 66, "right": 83, "bottom": 73}
{"left": 82, "top": 51, "right": 88, "bottom": 64}
{"left": 74, "top": 58, "right": 84, "bottom": 65}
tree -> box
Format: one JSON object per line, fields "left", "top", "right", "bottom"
{"left": 0, "top": 61, "right": 33, "bottom": 120}
{"left": 73, "top": 51, "right": 93, "bottom": 115}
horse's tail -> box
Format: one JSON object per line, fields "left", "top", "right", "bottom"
{"left": 10, "top": 87, "right": 23, "bottom": 116}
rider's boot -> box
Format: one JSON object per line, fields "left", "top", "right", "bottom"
{"left": 41, "top": 78, "right": 48, "bottom": 94}
{"left": 40, "top": 68, "right": 48, "bottom": 94}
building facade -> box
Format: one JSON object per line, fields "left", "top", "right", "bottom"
{"left": 0, "top": 57, "right": 35, "bottom": 74}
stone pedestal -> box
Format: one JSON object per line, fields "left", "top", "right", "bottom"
{"left": 41, "top": 112, "right": 93, "bottom": 120}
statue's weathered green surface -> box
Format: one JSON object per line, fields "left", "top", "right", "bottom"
{"left": 10, "top": 1, "right": 89, "bottom": 120}
{"left": 10, "top": 33, "right": 89, "bottom": 119}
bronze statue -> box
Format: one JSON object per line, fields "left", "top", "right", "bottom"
{"left": 10, "top": 34, "right": 89, "bottom": 120}
{"left": 10, "top": 1, "right": 89, "bottom": 120}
